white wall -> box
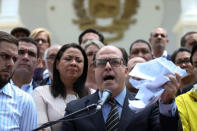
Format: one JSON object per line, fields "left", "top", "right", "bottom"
{"left": 1, "top": 0, "right": 181, "bottom": 54}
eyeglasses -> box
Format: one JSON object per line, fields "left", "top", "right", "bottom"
{"left": 94, "top": 58, "right": 124, "bottom": 68}
{"left": 175, "top": 58, "right": 191, "bottom": 65}
{"left": 35, "top": 38, "right": 48, "bottom": 44}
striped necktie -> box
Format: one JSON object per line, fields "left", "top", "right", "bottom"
{"left": 105, "top": 99, "right": 120, "bottom": 131}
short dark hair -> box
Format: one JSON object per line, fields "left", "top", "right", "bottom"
{"left": 0, "top": 31, "right": 18, "bottom": 46}
{"left": 10, "top": 27, "right": 30, "bottom": 37}
{"left": 18, "top": 37, "right": 40, "bottom": 58}
{"left": 171, "top": 47, "right": 191, "bottom": 63}
{"left": 51, "top": 43, "right": 88, "bottom": 98}
{"left": 129, "top": 39, "right": 152, "bottom": 55}
{"left": 78, "top": 28, "right": 104, "bottom": 45}
{"left": 180, "top": 31, "right": 197, "bottom": 47}
{"left": 190, "top": 44, "right": 197, "bottom": 64}
{"left": 118, "top": 47, "right": 128, "bottom": 66}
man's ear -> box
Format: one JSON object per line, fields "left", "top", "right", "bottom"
{"left": 166, "top": 39, "right": 169, "bottom": 45}
{"left": 41, "top": 59, "right": 46, "bottom": 68}
{"left": 151, "top": 53, "right": 154, "bottom": 59}
{"left": 36, "top": 58, "right": 43, "bottom": 68}
{"left": 148, "top": 37, "right": 152, "bottom": 43}
{"left": 125, "top": 66, "right": 129, "bottom": 76}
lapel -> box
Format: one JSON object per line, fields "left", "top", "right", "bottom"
{"left": 84, "top": 91, "right": 106, "bottom": 130}
{"left": 119, "top": 90, "right": 136, "bottom": 131}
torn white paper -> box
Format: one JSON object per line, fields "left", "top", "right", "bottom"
{"left": 128, "top": 57, "right": 187, "bottom": 110}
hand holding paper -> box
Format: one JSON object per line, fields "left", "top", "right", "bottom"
{"left": 128, "top": 57, "right": 187, "bottom": 111}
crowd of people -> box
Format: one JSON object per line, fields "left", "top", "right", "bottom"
{"left": 0, "top": 26, "right": 197, "bottom": 131}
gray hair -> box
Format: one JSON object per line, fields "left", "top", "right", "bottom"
{"left": 43, "top": 44, "right": 62, "bottom": 62}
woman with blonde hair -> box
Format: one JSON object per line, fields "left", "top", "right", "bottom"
{"left": 30, "top": 28, "right": 51, "bottom": 67}
{"left": 30, "top": 28, "right": 52, "bottom": 82}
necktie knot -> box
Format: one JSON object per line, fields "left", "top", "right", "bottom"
{"left": 108, "top": 98, "right": 117, "bottom": 106}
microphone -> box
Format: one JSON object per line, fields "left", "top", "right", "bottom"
{"left": 96, "top": 89, "right": 112, "bottom": 110}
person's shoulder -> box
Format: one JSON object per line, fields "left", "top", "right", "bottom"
{"left": 34, "top": 85, "right": 50, "bottom": 92}
{"left": 66, "top": 92, "right": 98, "bottom": 110}
{"left": 167, "top": 54, "right": 171, "bottom": 60}
{"left": 10, "top": 83, "right": 31, "bottom": 97}
{"left": 176, "top": 91, "right": 191, "bottom": 104}
{"left": 9, "top": 84, "right": 35, "bottom": 105}
{"left": 32, "top": 85, "right": 51, "bottom": 98}
{"left": 69, "top": 92, "right": 97, "bottom": 105}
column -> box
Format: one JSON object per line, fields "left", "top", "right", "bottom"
{"left": 173, "top": 0, "right": 197, "bottom": 47}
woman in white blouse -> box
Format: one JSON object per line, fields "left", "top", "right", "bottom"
{"left": 33, "top": 43, "right": 88, "bottom": 131}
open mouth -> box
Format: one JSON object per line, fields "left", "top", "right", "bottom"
{"left": 103, "top": 75, "right": 115, "bottom": 81}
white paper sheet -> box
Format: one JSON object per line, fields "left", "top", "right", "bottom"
{"left": 128, "top": 57, "right": 187, "bottom": 110}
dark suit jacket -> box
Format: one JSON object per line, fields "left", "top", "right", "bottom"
{"left": 61, "top": 90, "right": 178, "bottom": 131}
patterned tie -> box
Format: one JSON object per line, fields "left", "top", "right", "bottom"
{"left": 105, "top": 99, "right": 120, "bottom": 131}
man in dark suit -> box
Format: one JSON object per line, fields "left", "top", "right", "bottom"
{"left": 61, "top": 45, "right": 180, "bottom": 131}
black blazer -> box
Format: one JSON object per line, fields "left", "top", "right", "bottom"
{"left": 61, "top": 90, "right": 178, "bottom": 131}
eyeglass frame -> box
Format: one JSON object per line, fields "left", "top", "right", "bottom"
{"left": 94, "top": 58, "right": 125, "bottom": 68}
{"left": 175, "top": 57, "right": 191, "bottom": 65}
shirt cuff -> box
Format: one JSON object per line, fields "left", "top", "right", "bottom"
{"left": 159, "top": 99, "right": 177, "bottom": 117}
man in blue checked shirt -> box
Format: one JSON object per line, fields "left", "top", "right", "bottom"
{"left": 0, "top": 31, "right": 38, "bottom": 131}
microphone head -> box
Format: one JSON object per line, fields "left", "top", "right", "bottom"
{"left": 102, "top": 89, "right": 112, "bottom": 100}
{"left": 103, "top": 89, "right": 112, "bottom": 95}
{"left": 96, "top": 89, "right": 112, "bottom": 110}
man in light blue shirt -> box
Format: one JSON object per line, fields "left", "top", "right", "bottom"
{"left": 0, "top": 31, "right": 38, "bottom": 130}
{"left": 10, "top": 37, "right": 40, "bottom": 94}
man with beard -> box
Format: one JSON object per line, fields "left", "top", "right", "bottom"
{"left": 0, "top": 32, "right": 37, "bottom": 130}
{"left": 149, "top": 27, "right": 171, "bottom": 60}
{"left": 10, "top": 37, "right": 40, "bottom": 94}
